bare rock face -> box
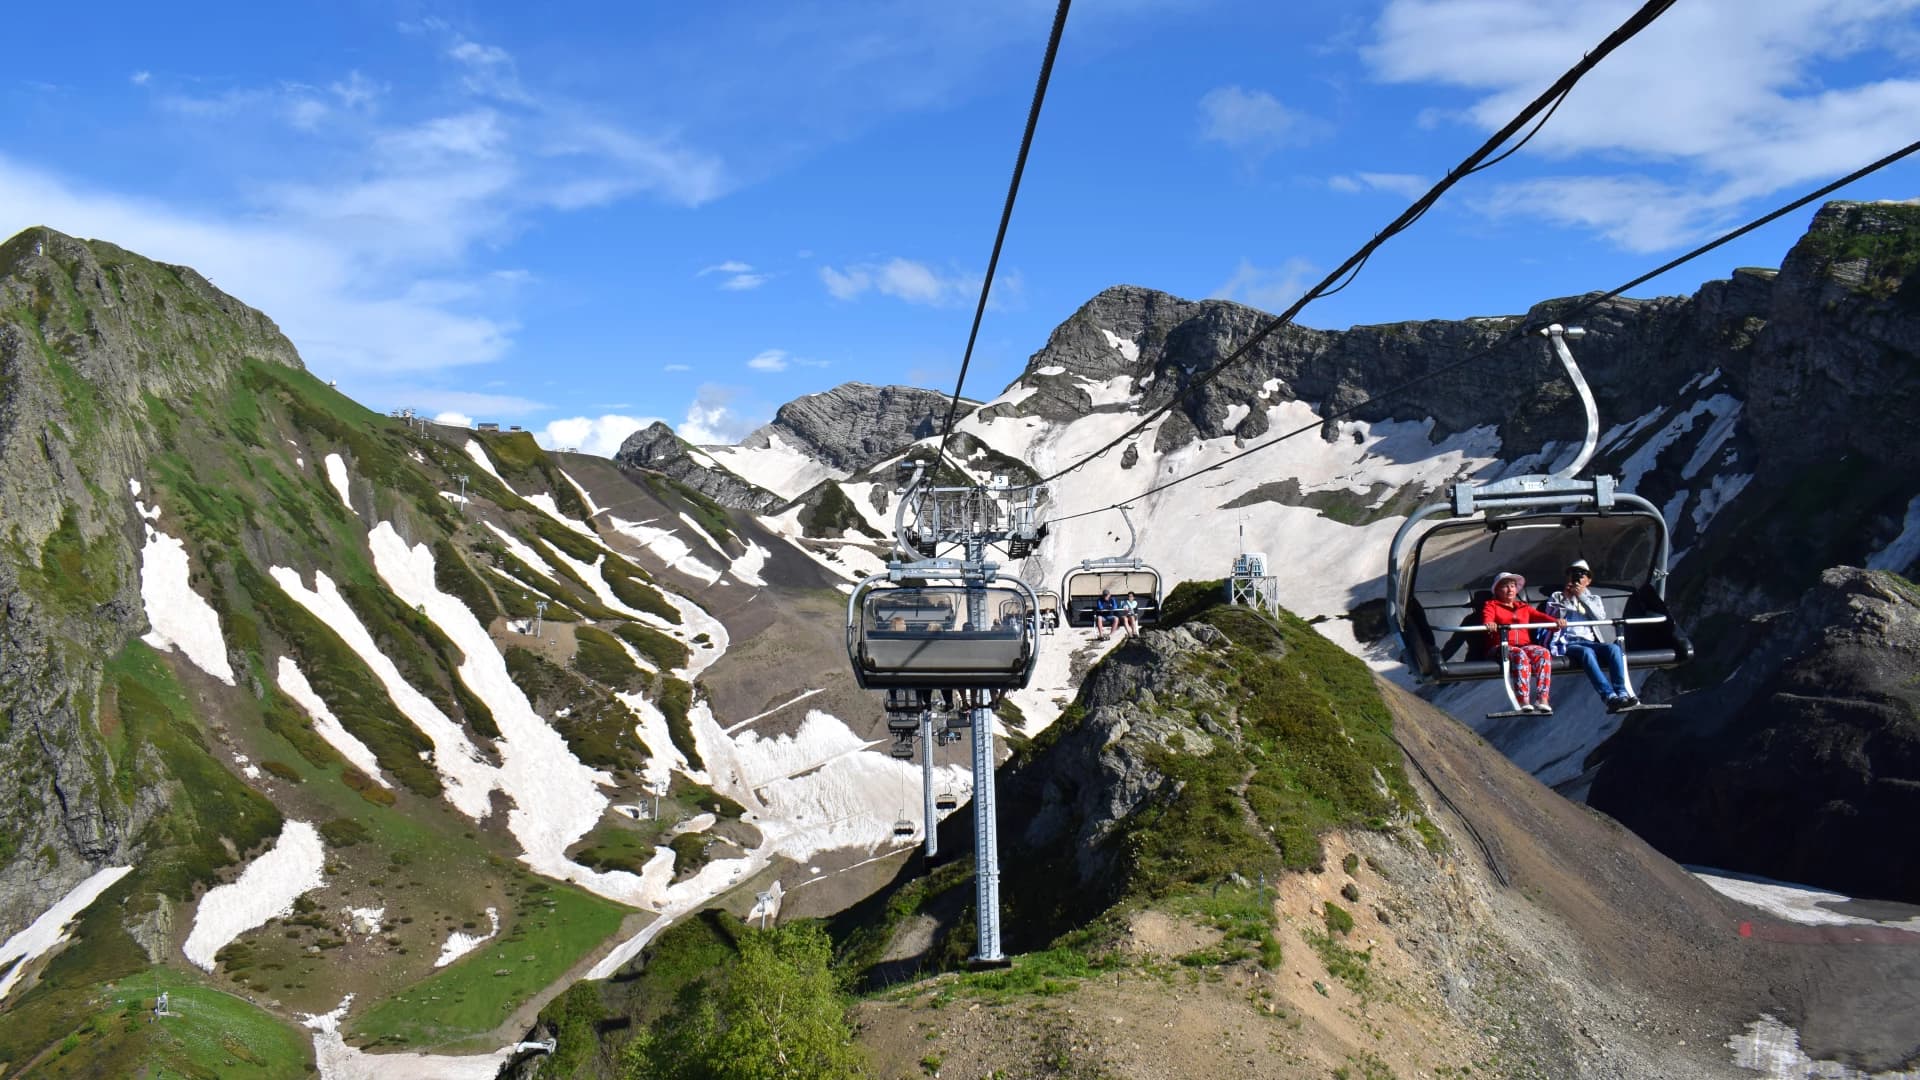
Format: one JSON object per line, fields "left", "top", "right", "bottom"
{"left": 1589, "top": 568, "right": 1920, "bottom": 901}
{"left": 612, "top": 422, "right": 783, "bottom": 514}
{"left": 0, "top": 226, "right": 303, "bottom": 930}
{"left": 1015, "top": 622, "right": 1233, "bottom": 889}
{"left": 739, "top": 382, "right": 970, "bottom": 473}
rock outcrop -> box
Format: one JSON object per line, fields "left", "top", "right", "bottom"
{"left": 740, "top": 382, "right": 971, "bottom": 473}
{"left": 613, "top": 421, "right": 783, "bottom": 514}
{"left": 1589, "top": 567, "right": 1920, "bottom": 901}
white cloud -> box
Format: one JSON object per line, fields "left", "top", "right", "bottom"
{"left": 536, "top": 414, "right": 659, "bottom": 458}
{"left": 1365, "top": 0, "right": 1920, "bottom": 247}
{"left": 1329, "top": 171, "right": 1429, "bottom": 200}
{"left": 747, "top": 349, "right": 788, "bottom": 372}
{"left": 679, "top": 386, "right": 763, "bottom": 445}
{"left": 435, "top": 411, "right": 475, "bottom": 428}
{"left": 818, "top": 257, "right": 976, "bottom": 306}
{"left": 3, "top": 32, "right": 734, "bottom": 411}
{"left": 130, "top": 71, "right": 150, "bottom": 86}
{"left": 1197, "top": 85, "right": 1316, "bottom": 156}
{"left": 663, "top": 363, "right": 693, "bottom": 373}
{"left": 1211, "top": 256, "right": 1317, "bottom": 314}
{"left": 699, "top": 260, "right": 769, "bottom": 290}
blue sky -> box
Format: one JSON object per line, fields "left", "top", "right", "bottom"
{"left": 6, "top": 1, "right": 1919, "bottom": 454}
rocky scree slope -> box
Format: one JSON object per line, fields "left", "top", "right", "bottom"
{"left": 737, "top": 381, "right": 972, "bottom": 473}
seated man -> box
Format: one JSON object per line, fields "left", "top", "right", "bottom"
{"left": 1542, "top": 559, "right": 1638, "bottom": 711}
{"left": 1094, "top": 589, "right": 1119, "bottom": 638}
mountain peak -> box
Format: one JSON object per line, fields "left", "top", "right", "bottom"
{"left": 739, "top": 381, "right": 971, "bottom": 473}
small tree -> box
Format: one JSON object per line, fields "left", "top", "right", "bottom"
{"left": 622, "top": 923, "right": 868, "bottom": 1080}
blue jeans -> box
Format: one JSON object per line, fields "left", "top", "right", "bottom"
{"left": 1564, "top": 638, "right": 1628, "bottom": 699}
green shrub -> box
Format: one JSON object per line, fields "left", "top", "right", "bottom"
{"left": 1322, "top": 901, "right": 1354, "bottom": 936}
{"left": 320, "top": 818, "right": 371, "bottom": 848}
{"left": 613, "top": 623, "right": 690, "bottom": 672}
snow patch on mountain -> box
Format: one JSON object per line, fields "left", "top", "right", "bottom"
{"left": 183, "top": 821, "right": 325, "bottom": 970}
{"left": 1867, "top": 494, "right": 1920, "bottom": 572}
{"left": 134, "top": 493, "right": 235, "bottom": 686}
{"left": 433, "top": 907, "right": 500, "bottom": 968}
{"left": 1728, "top": 1014, "right": 1913, "bottom": 1080}
{"left": 677, "top": 512, "right": 727, "bottom": 558}
{"left": 606, "top": 516, "right": 722, "bottom": 586}
{"left": 0, "top": 866, "right": 131, "bottom": 1002}
{"left": 1620, "top": 395, "right": 1740, "bottom": 491}
{"left": 730, "top": 541, "right": 770, "bottom": 586}
{"left": 463, "top": 440, "right": 501, "bottom": 480}
{"left": 276, "top": 656, "right": 390, "bottom": 788}
{"left": 324, "top": 453, "right": 356, "bottom": 515}
{"left": 703, "top": 433, "right": 845, "bottom": 502}
{"left": 269, "top": 564, "right": 500, "bottom": 819}
{"left": 1099, "top": 328, "right": 1140, "bottom": 363}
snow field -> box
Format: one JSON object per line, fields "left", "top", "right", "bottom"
{"left": 524, "top": 493, "right": 601, "bottom": 540}
{"left": 1727, "top": 1015, "right": 1913, "bottom": 1080}
{"left": 1867, "top": 493, "right": 1920, "bottom": 572}
{"left": 483, "top": 521, "right": 571, "bottom": 593}
{"left": 1098, "top": 328, "right": 1142, "bottom": 363}
{"left": 364, "top": 524, "right": 650, "bottom": 901}
{"left": 433, "top": 907, "right": 500, "bottom": 967}
{"left": 183, "top": 821, "right": 326, "bottom": 970}
{"left": 134, "top": 495, "right": 236, "bottom": 686}
{"left": 269, "top": 565, "right": 500, "bottom": 819}
{"left": 702, "top": 432, "right": 845, "bottom": 502}
{"left": 275, "top": 656, "right": 391, "bottom": 788}
{"left": 0, "top": 866, "right": 133, "bottom": 1001}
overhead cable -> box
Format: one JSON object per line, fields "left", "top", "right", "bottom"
{"left": 1040, "top": 135, "right": 1920, "bottom": 526}
{"left": 930, "top": 0, "right": 1072, "bottom": 473}
{"left": 1029, "top": 0, "right": 1680, "bottom": 488}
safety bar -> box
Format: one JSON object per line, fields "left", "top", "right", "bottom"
{"left": 1434, "top": 615, "right": 1669, "bottom": 634}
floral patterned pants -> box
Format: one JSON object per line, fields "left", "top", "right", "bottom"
{"left": 1508, "top": 644, "right": 1552, "bottom": 703}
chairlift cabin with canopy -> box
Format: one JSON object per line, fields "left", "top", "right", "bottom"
{"left": 1060, "top": 506, "right": 1162, "bottom": 628}
{"left": 1384, "top": 325, "right": 1692, "bottom": 715}
{"left": 849, "top": 579, "right": 1040, "bottom": 691}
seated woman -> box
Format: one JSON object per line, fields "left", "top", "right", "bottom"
{"left": 1481, "top": 571, "right": 1565, "bottom": 714}
{"left": 1542, "top": 560, "right": 1638, "bottom": 711}
{"left": 1119, "top": 592, "right": 1140, "bottom": 636}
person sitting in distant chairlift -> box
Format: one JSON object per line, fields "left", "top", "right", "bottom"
{"left": 1094, "top": 588, "right": 1120, "bottom": 639}
{"left": 1120, "top": 591, "right": 1141, "bottom": 637}
{"left": 1482, "top": 571, "right": 1566, "bottom": 714}
{"left": 1541, "top": 559, "right": 1639, "bottom": 712}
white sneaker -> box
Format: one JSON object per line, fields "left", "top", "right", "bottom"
{"left": 1518, "top": 704, "right": 1538, "bottom": 714}
{"left": 1534, "top": 702, "right": 1553, "bottom": 715}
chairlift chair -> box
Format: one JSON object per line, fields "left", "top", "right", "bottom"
{"left": 847, "top": 576, "right": 1040, "bottom": 692}
{"left": 1060, "top": 506, "right": 1163, "bottom": 628}
{"left": 892, "top": 814, "right": 915, "bottom": 839}
{"left": 1035, "top": 589, "right": 1060, "bottom": 634}
{"left": 1384, "top": 326, "right": 1690, "bottom": 716}
{"left": 934, "top": 790, "right": 959, "bottom": 811}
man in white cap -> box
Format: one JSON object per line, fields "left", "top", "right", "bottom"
{"left": 1543, "top": 559, "right": 1637, "bottom": 710}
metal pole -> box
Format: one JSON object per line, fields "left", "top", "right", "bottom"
{"left": 923, "top": 709, "right": 938, "bottom": 858}
{"left": 971, "top": 692, "right": 1003, "bottom": 963}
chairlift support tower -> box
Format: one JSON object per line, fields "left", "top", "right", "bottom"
{"left": 846, "top": 460, "right": 1046, "bottom": 966}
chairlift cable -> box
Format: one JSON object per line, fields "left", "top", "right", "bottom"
{"left": 1026, "top": 0, "right": 1681, "bottom": 490}
{"left": 1039, "top": 134, "right": 1920, "bottom": 525}
{"left": 929, "top": 0, "right": 1073, "bottom": 475}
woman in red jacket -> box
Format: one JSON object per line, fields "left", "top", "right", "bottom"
{"left": 1482, "top": 571, "right": 1566, "bottom": 714}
